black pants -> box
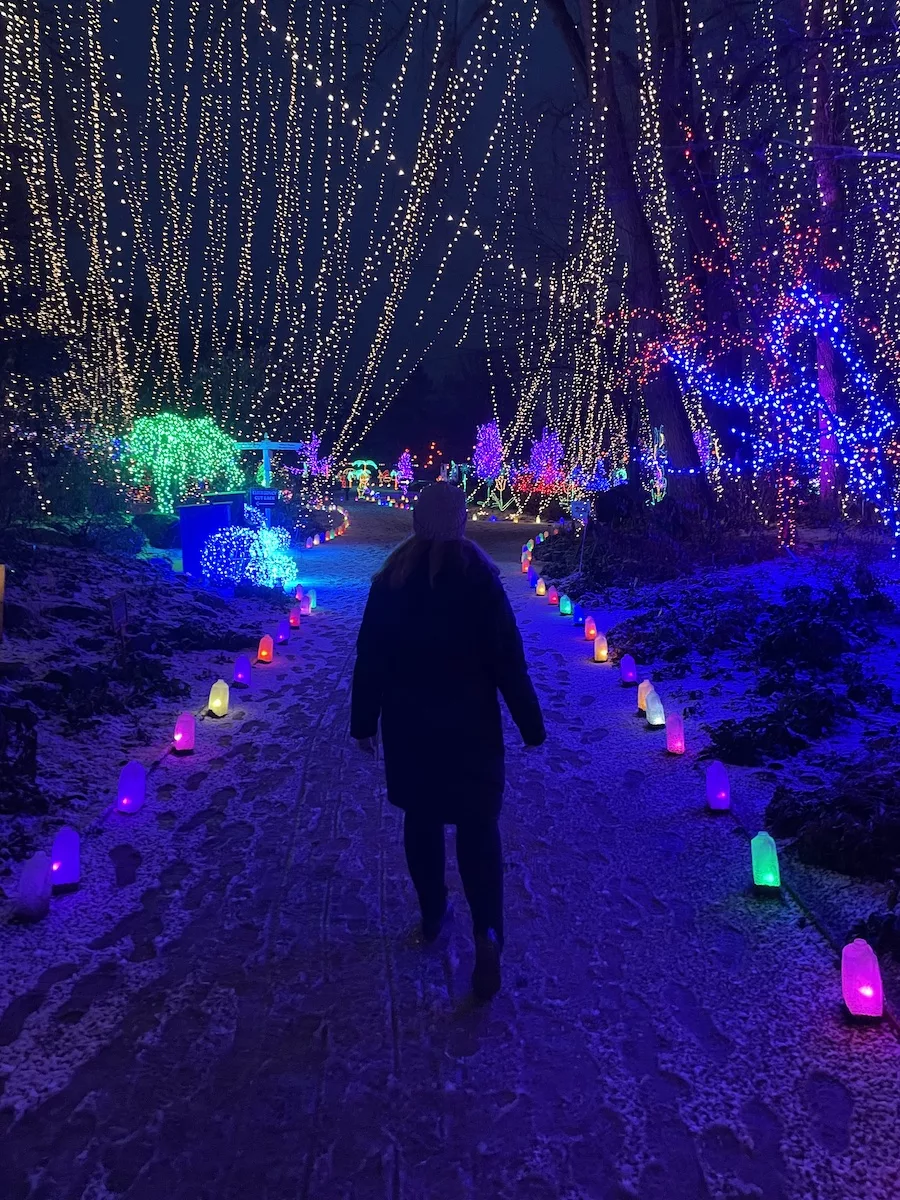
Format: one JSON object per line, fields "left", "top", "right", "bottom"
{"left": 403, "top": 812, "right": 503, "bottom": 946}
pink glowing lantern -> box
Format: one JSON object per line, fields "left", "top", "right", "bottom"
{"left": 535, "top": 578, "right": 547, "bottom": 597}
{"left": 289, "top": 607, "right": 301, "bottom": 628}
{"left": 173, "top": 712, "right": 196, "bottom": 753}
{"left": 300, "top": 596, "right": 312, "bottom": 616}
{"left": 294, "top": 585, "right": 304, "bottom": 601}
{"left": 50, "top": 826, "right": 80, "bottom": 887}
{"left": 593, "top": 633, "right": 609, "bottom": 662}
{"left": 584, "top": 616, "right": 597, "bottom": 640}
{"left": 706, "top": 760, "right": 730, "bottom": 810}
{"left": 619, "top": 654, "right": 637, "bottom": 685}
{"left": 666, "top": 712, "right": 685, "bottom": 754}
{"left": 841, "top": 939, "right": 883, "bottom": 1019}
{"left": 233, "top": 654, "right": 251, "bottom": 686}
{"left": 547, "top": 586, "right": 559, "bottom": 606}
{"left": 117, "top": 760, "right": 146, "bottom": 813}
{"left": 258, "top": 635, "right": 274, "bottom": 663}
{"left": 305, "top": 537, "right": 313, "bottom": 549}
{"left": 276, "top": 619, "right": 290, "bottom": 644}
{"left": 637, "top": 679, "right": 654, "bottom": 713}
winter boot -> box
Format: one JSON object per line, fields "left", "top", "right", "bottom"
{"left": 472, "top": 929, "right": 502, "bottom": 1001}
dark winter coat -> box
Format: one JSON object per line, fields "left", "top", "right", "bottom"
{"left": 350, "top": 550, "right": 546, "bottom": 822}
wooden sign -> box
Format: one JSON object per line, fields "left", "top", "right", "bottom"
{"left": 109, "top": 591, "right": 128, "bottom": 639}
{"left": 0, "top": 563, "right": 5, "bottom": 642}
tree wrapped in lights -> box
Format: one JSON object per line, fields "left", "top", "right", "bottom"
{"left": 124, "top": 414, "right": 244, "bottom": 514}
{"left": 396, "top": 450, "right": 413, "bottom": 481}
{"left": 473, "top": 420, "right": 504, "bottom": 482}
{"left": 528, "top": 428, "right": 565, "bottom": 495}
{"left": 200, "top": 525, "right": 294, "bottom": 590}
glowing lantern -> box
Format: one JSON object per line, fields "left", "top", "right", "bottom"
{"left": 547, "top": 586, "right": 559, "bottom": 606}
{"left": 305, "top": 537, "right": 313, "bottom": 549}
{"left": 313, "top": 534, "right": 321, "bottom": 546}
{"left": 666, "top": 712, "right": 685, "bottom": 754}
{"left": 637, "top": 679, "right": 654, "bottom": 712}
{"left": 276, "top": 619, "right": 290, "bottom": 643}
{"left": 527, "top": 567, "right": 538, "bottom": 588}
{"left": 536, "top": 578, "right": 547, "bottom": 597}
{"left": 751, "top": 832, "right": 780, "bottom": 889}
{"left": 593, "top": 633, "right": 609, "bottom": 662}
{"left": 258, "top": 635, "right": 274, "bottom": 663}
{"left": 300, "top": 596, "right": 312, "bottom": 616}
{"left": 173, "top": 712, "right": 196, "bottom": 752}
{"left": 559, "top": 594, "right": 573, "bottom": 616}
{"left": 50, "top": 827, "right": 80, "bottom": 887}
{"left": 584, "top": 616, "right": 597, "bottom": 640}
{"left": 646, "top": 691, "right": 665, "bottom": 727}
{"left": 572, "top": 604, "right": 585, "bottom": 626}
{"left": 521, "top": 558, "right": 529, "bottom": 574}
{"left": 208, "top": 679, "right": 229, "bottom": 717}
{"left": 16, "top": 852, "right": 52, "bottom": 921}
{"left": 841, "top": 939, "right": 883, "bottom": 1019}
{"left": 706, "top": 760, "right": 730, "bottom": 810}
{"left": 527, "top": 539, "right": 535, "bottom": 551}
{"left": 294, "top": 585, "right": 304, "bottom": 601}
{"left": 289, "top": 607, "right": 301, "bottom": 628}
{"left": 233, "top": 655, "right": 251, "bottom": 686}
{"left": 307, "top": 588, "right": 317, "bottom": 610}
{"left": 117, "top": 760, "right": 146, "bottom": 813}
{"left": 620, "top": 654, "right": 637, "bottom": 684}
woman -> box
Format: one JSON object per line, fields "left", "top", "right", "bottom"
{"left": 351, "top": 483, "right": 546, "bottom": 1000}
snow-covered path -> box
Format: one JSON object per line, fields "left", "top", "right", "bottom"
{"left": 1, "top": 504, "right": 898, "bottom": 1200}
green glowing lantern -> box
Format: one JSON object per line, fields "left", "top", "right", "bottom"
{"left": 559, "top": 594, "right": 572, "bottom": 616}
{"left": 751, "top": 832, "right": 780, "bottom": 889}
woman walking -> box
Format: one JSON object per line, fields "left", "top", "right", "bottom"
{"left": 351, "top": 483, "right": 545, "bottom": 1000}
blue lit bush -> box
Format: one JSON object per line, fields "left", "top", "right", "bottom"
{"left": 200, "top": 525, "right": 295, "bottom": 590}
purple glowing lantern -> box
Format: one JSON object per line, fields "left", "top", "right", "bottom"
{"left": 666, "top": 713, "right": 685, "bottom": 754}
{"left": 51, "top": 826, "right": 80, "bottom": 887}
{"left": 706, "top": 760, "right": 730, "bottom": 810}
{"left": 619, "top": 654, "right": 637, "bottom": 685}
{"left": 233, "top": 655, "right": 252, "bottom": 686}
{"left": 300, "top": 596, "right": 311, "bottom": 616}
{"left": 117, "top": 760, "right": 146, "bottom": 813}
{"left": 276, "top": 618, "right": 290, "bottom": 644}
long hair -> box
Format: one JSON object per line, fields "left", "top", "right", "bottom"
{"left": 375, "top": 535, "right": 500, "bottom": 589}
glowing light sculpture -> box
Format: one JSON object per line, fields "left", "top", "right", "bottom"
{"left": 295, "top": 586, "right": 304, "bottom": 601}
{"left": 637, "top": 679, "right": 654, "bottom": 713}
{"left": 16, "top": 852, "right": 52, "bottom": 921}
{"left": 208, "top": 679, "right": 229, "bottom": 717}
{"left": 117, "top": 761, "right": 146, "bottom": 813}
{"left": 584, "top": 616, "right": 597, "bottom": 640}
{"left": 233, "top": 655, "right": 252, "bottom": 686}
{"left": 751, "top": 832, "right": 780, "bottom": 889}
{"left": 666, "top": 713, "right": 685, "bottom": 754}
{"left": 645, "top": 691, "right": 665, "bottom": 727}
{"left": 527, "top": 568, "right": 538, "bottom": 588}
{"left": 572, "top": 604, "right": 585, "bottom": 626}
{"left": 593, "top": 633, "right": 609, "bottom": 662}
{"left": 276, "top": 619, "right": 290, "bottom": 643}
{"left": 305, "top": 537, "right": 313, "bottom": 550}
{"left": 258, "top": 635, "right": 274, "bottom": 663}
{"left": 300, "top": 596, "right": 311, "bottom": 616}
{"left": 307, "top": 588, "right": 317, "bottom": 610}
{"left": 706, "top": 761, "right": 730, "bottom": 811}
{"left": 289, "top": 607, "right": 301, "bottom": 628}
{"left": 547, "top": 586, "right": 559, "bottom": 606}
{"left": 173, "top": 712, "right": 196, "bottom": 752}
{"left": 51, "top": 827, "right": 80, "bottom": 887}
{"left": 841, "top": 939, "right": 883, "bottom": 1019}
{"left": 527, "top": 539, "right": 535, "bottom": 551}
{"left": 559, "top": 594, "right": 572, "bottom": 616}
{"left": 620, "top": 655, "right": 637, "bottom": 685}
{"left": 536, "top": 578, "right": 547, "bottom": 597}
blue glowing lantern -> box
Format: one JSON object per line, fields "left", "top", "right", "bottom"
{"left": 527, "top": 567, "right": 538, "bottom": 588}
{"left": 572, "top": 603, "right": 585, "bottom": 626}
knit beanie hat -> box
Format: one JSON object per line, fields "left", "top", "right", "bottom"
{"left": 413, "top": 483, "right": 467, "bottom": 541}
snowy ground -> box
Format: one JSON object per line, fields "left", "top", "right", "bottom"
{"left": 0, "top": 503, "right": 898, "bottom": 1199}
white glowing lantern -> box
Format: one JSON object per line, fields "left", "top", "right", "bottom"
{"left": 173, "top": 712, "right": 195, "bottom": 752}
{"left": 645, "top": 691, "right": 665, "bottom": 727}
{"left": 706, "top": 760, "right": 730, "bottom": 810}
{"left": 51, "top": 826, "right": 80, "bottom": 887}
{"left": 593, "top": 633, "right": 609, "bottom": 662}
{"left": 313, "top": 534, "right": 321, "bottom": 546}
{"left": 841, "top": 938, "right": 883, "bottom": 1019}
{"left": 666, "top": 712, "right": 685, "bottom": 754}
{"left": 208, "top": 679, "right": 229, "bottom": 717}
{"left": 637, "top": 679, "right": 654, "bottom": 713}
{"left": 16, "top": 852, "right": 52, "bottom": 921}
{"left": 117, "top": 760, "right": 146, "bottom": 813}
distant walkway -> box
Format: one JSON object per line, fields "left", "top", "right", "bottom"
{"left": 0, "top": 502, "right": 898, "bottom": 1199}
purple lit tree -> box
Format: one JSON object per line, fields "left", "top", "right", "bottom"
{"left": 528, "top": 428, "right": 565, "bottom": 493}
{"left": 396, "top": 449, "right": 413, "bottom": 480}
{"left": 473, "top": 420, "right": 504, "bottom": 481}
